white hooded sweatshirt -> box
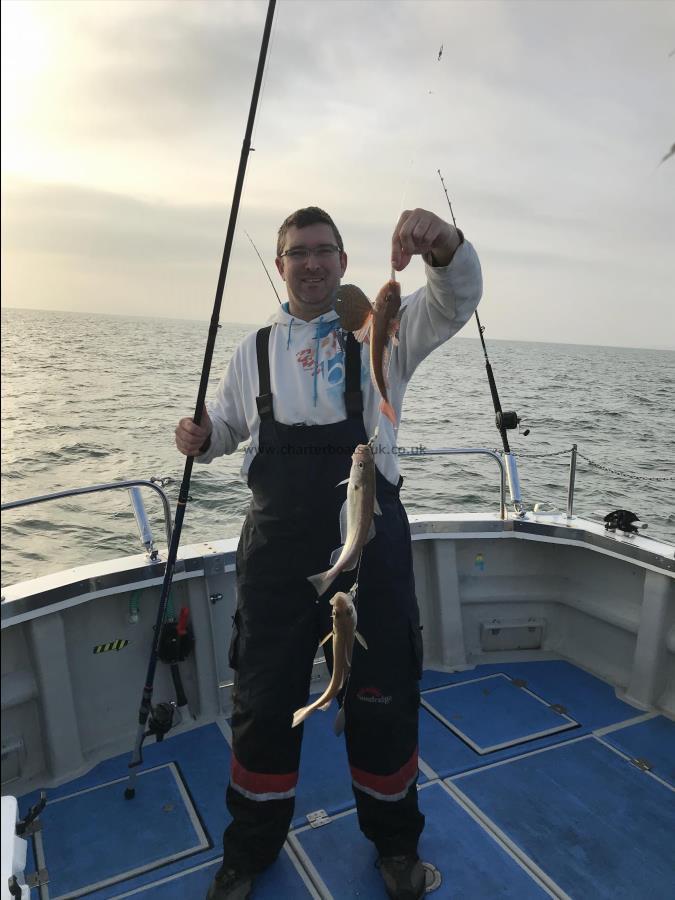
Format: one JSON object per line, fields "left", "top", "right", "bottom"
{"left": 197, "top": 239, "right": 482, "bottom": 486}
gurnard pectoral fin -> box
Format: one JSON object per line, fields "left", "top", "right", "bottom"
{"left": 374, "top": 497, "right": 382, "bottom": 516}
{"left": 355, "top": 630, "right": 368, "bottom": 650}
{"left": 353, "top": 314, "right": 373, "bottom": 344}
{"left": 319, "top": 630, "right": 332, "bottom": 647}
{"left": 380, "top": 399, "right": 397, "bottom": 426}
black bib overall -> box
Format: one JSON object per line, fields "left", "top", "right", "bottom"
{"left": 221, "top": 327, "right": 425, "bottom": 874}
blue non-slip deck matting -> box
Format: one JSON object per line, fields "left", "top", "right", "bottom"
{"left": 602, "top": 715, "right": 675, "bottom": 786}
{"left": 417, "top": 660, "right": 640, "bottom": 779}
{"left": 18, "top": 661, "right": 670, "bottom": 900}
{"left": 120, "top": 848, "right": 315, "bottom": 899}
{"left": 42, "top": 763, "right": 208, "bottom": 898}
{"left": 422, "top": 673, "right": 577, "bottom": 753}
{"left": 293, "top": 781, "right": 549, "bottom": 898}
{"left": 452, "top": 737, "right": 675, "bottom": 899}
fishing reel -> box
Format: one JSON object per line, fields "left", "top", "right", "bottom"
{"left": 146, "top": 700, "right": 182, "bottom": 742}
{"left": 495, "top": 410, "right": 530, "bottom": 437}
{"left": 603, "top": 509, "right": 647, "bottom": 534}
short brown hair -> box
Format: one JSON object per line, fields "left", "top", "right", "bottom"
{"left": 276, "top": 207, "right": 344, "bottom": 257}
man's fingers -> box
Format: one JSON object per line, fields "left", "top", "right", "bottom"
{"left": 175, "top": 416, "right": 211, "bottom": 456}
{"left": 179, "top": 416, "right": 210, "bottom": 437}
{"left": 392, "top": 209, "right": 451, "bottom": 268}
{"left": 395, "top": 209, "right": 435, "bottom": 255}
{"left": 391, "top": 209, "right": 412, "bottom": 268}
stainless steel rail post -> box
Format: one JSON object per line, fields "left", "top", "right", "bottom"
{"left": 567, "top": 443, "right": 578, "bottom": 518}
{"left": 129, "top": 486, "right": 156, "bottom": 557}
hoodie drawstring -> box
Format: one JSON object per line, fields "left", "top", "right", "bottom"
{"left": 312, "top": 317, "right": 324, "bottom": 407}
{"left": 286, "top": 318, "right": 295, "bottom": 350}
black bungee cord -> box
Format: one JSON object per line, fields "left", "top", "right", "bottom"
{"left": 124, "top": 0, "right": 277, "bottom": 799}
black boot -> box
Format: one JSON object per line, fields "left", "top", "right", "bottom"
{"left": 205, "top": 867, "right": 255, "bottom": 900}
{"left": 377, "top": 854, "right": 426, "bottom": 900}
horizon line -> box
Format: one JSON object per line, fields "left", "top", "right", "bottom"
{"left": 2, "top": 303, "right": 673, "bottom": 354}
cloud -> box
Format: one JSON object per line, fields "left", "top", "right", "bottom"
{"left": 2, "top": 0, "right": 674, "bottom": 347}
{"left": 2, "top": 179, "right": 228, "bottom": 262}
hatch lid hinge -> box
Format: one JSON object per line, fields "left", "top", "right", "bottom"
{"left": 307, "top": 809, "right": 331, "bottom": 828}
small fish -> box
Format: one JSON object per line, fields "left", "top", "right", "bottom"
{"left": 307, "top": 443, "right": 381, "bottom": 597}
{"left": 368, "top": 279, "right": 401, "bottom": 425}
{"left": 335, "top": 280, "right": 401, "bottom": 425}
{"left": 292, "top": 589, "right": 367, "bottom": 728}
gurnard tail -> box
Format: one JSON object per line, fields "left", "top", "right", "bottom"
{"left": 380, "top": 399, "right": 397, "bottom": 425}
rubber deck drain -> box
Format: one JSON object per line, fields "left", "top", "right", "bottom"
{"left": 422, "top": 862, "right": 442, "bottom": 892}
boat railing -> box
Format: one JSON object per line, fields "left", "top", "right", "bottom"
{"left": 0, "top": 478, "right": 174, "bottom": 560}
{"left": 398, "top": 444, "right": 584, "bottom": 521}
{"left": 397, "top": 447, "right": 507, "bottom": 519}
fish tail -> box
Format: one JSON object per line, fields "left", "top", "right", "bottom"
{"left": 380, "top": 398, "right": 397, "bottom": 426}
{"left": 292, "top": 706, "right": 313, "bottom": 728}
{"left": 307, "top": 570, "right": 336, "bottom": 597}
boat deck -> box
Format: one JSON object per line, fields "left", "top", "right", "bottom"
{"left": 18, "top": 660, "right": 675, "bottom": 899}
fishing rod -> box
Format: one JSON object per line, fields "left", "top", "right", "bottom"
{"left": 438, "top": 168, "right": 528, "bottom": 513}
{"left": 124, "top": 0, "right": 277, "bottom": 799}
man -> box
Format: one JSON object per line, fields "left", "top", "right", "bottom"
{"left": 175, "top": 206, "right": 482, "bottom": 900}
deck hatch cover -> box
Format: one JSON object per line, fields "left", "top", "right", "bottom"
{"left": 421, "top": 673, "right": 579, "bottom": 754}
{"left": 38, "top": 762, "right": 210, "bottom": 899}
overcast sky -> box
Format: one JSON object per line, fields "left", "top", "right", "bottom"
{"left": 1, "top": 0, "right": 673, "bottom": 348}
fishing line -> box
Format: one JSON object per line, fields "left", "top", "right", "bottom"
{"left": 124, "top": 0, "right": 277, "bottom": 800}
{"left": 396, "top": 43, "right": 444, "bottom": 219}
{"left": 244, "top": 229, "right": 282, "bottom": 304}
{"left": 391, "top": 43, "right": 444, "bottom": 281}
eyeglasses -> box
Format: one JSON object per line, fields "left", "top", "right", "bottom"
{"left": 279, "top": 244, "right": 341, "bottom": 261}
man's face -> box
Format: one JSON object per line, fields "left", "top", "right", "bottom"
{"left": 275, "top": 223, "right": 347, "bottom": 321}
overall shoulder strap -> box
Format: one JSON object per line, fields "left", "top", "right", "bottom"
{"left": 255, "top": 326, "right": 274, "bottom": 421}
{"left": 344, "top": 331, "right": 364, "bottom": 418}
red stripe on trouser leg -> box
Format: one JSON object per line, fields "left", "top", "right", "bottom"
{"left": 350, "top": 747, "right": 419, "bottom": 800}
{"left": 230, "top": 753, "right": 298, "bottom": 798}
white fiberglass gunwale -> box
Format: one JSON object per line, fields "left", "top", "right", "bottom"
{"left": 1, "top": 512, "right": 672, "bottom": 630}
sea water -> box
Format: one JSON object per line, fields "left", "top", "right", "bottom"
{"left": 2, "top": 307, "right": 673, "bottom": 587}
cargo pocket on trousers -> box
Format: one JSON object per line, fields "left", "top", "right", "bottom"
{"left": 228, "top": 610, "right": 241, "bottom": 671}
{"left": 409, "top": 615, "right": 424, "bottom": 681}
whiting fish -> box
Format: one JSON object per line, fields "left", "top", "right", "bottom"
{"left": 292, "top": 589, "right": 367, "bottom": 729}
{"left": 307, "top": 443, "right": 381, "bottom": 598}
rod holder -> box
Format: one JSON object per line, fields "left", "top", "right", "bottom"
{"left": 129, "top": 487, "right": 155, "bottom": 556}
{"left": 504, "top": 452, "right": 525, "bottom": 516}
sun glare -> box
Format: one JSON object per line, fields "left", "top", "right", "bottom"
{"left": 1, "top": 0, "right": 51, "bottom": 172}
